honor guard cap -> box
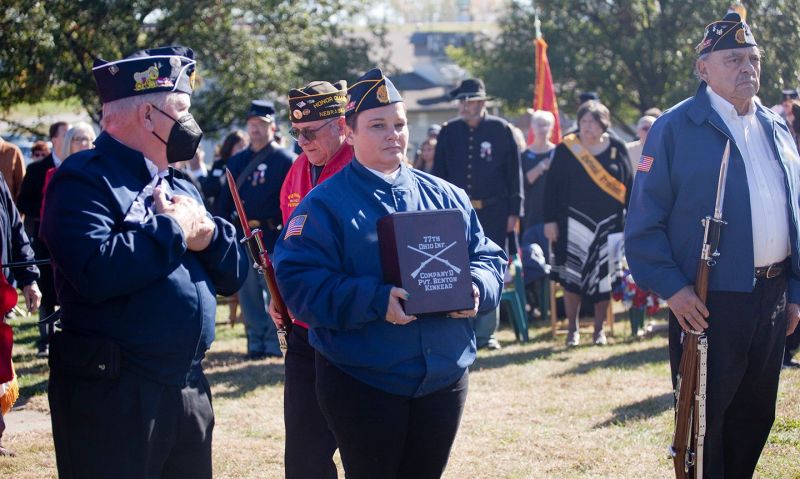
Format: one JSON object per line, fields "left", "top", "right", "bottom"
{"left": 288, "top": 80, "right": 348, "bottom": 123}
{"left": 345, "top": 68, "right": 403, "bottom": 118}
{"left": 247, "top": 100, "right": 276, "bottom": 123}
{"left": 696, "top": 11, "right": 757, "bottom": 55}
{"left": 92, "top": 46, "right": 197, "bottom": 103}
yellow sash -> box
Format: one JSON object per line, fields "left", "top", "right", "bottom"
{"left": 562, "top": 133, "right": 626, "bottom": 204}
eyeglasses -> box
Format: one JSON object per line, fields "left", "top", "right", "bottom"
{"left": 289, "top": 118, "right": 336, "bottom": 142}
{"left": 71, "top": 136, "right": 91, "bottom": 143}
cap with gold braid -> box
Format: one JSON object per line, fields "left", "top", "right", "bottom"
{"left": 345, "top": 68, "right": 402, "bottom": 118}
{"left": 696, "top": 10, "right": 757, "bottom": 55}
{"left": 288, "top": 80, "right": 348, "bottom": 123}
{"left": 92, "top": 46, "right": 197, "bottom": 104}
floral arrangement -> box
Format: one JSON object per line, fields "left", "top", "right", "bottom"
{"left": 612, "top": 268, "right": 663, "bottom": 316}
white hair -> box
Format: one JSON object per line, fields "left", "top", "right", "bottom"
{"left": 59, "top": 121, "right": 97, "bottom": 160}
{"left": 637, "top": 115, "right": 657, "bottom": 129}
{"left": 530, "top": 109, "right": 555, "bottom": 127}
{"left": 102, "top": 92, "right": 184, "bottom": 127}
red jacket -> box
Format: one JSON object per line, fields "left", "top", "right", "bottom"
{"left": 279, "top": 142, "right": 352, "bottom": 328}
{"left": 279, "top": 143, "right": 353, "bottom": 223}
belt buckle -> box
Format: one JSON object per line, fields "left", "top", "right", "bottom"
{"left": 766, "top": 263, "right": 780, "bottom": 279}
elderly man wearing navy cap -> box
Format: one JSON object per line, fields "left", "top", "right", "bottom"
{"left": 273, "top": 68, "right": 506, "bottom": 479}
{"left": 214, "top": 100, "right": 295, "bottom": 359}
{"left": 626, "top": 11, "right": 800, "bottom": 477}
{"left": 41, "top": 46, "right": 248, "bottom": 478}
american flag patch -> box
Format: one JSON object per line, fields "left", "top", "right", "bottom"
{"left": 284, "top": 215, "right": 307, "bottom": 238}
{"left": 638, "top": 155, "right": 655, "bottom": 173}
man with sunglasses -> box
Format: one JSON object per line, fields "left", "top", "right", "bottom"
{"left": 269, "top": 79, "right": 351, "bottom": 479}
{"left": 215, "top": 100, "right": 294, "bottom": 359}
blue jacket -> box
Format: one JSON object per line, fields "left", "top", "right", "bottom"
{"left": 41, "top": 132, "right": 249, "bottom": 385}
{"left": 272, "top": 160, "right": 506, "bottom": 397}
{"left": 625, "top": 82, "right": 800, "bottom": 302}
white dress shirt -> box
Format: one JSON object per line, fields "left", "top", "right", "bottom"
{"left": 707, "top": 86, "right": 790, "bottom": 266}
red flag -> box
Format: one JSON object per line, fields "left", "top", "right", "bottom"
{"left": 529, "top": 36, "right": 561, "bottom": 145}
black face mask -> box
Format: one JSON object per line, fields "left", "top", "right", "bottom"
{"left": 150, "top": 104, "right": 203, "bottom": 164}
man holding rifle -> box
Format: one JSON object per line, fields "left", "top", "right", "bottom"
{"left": 270, "top": 79, "right": 352, "bottom": 479}
{"left": 626, "top": 10, "right": 800, "bottom": 479}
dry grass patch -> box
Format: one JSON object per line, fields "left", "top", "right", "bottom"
{"left": 1, "top": 311, "right": 799, "bottom": 478}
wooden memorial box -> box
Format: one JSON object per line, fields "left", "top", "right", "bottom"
{"left": 377, "top": 209, "right": 473, "bottom": 315}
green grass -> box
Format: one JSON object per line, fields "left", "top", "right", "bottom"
{"left": 2, "top": 300, "right": 799, "bottom": 478}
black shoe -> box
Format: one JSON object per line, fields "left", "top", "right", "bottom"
{"left": 36, "top": 346, "right": 49, "bottom": 358}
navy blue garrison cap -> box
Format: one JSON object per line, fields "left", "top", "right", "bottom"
{"left": 92, "top": 46, "right": 196, "bottom": 103}
{"left": 345, "top": 68, "right": 403, "bottom": 118}
{"left": 696, "top": 12, "right": 757, "bottom": 55}
{"left": 247, "top": 100, "right": 276, "bottom": 122}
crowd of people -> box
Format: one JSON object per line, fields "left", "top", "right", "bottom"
{"left": 0, "top": 7, "right": 798, "bottom": 479}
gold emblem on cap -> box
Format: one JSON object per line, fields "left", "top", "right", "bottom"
{"left": 376, "top": 85, "right": 389, "bottom": 104}
{"left": 292, "top": 109, "right": 303, "bottom": 120}
{"left": 302, "top": 108, "right": 311, "bottom": 116}
{"left": 735, "top": 28, "right": 746, "bottom": 44}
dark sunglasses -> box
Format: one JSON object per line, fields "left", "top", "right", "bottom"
{"left": 289, "top": 118, "right": 336, "bottom": 142}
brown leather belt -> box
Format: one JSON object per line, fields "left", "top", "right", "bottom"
{"left": 754, "top": 258, "right": 789, "bottom": 279}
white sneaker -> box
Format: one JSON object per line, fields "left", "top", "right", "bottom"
{"left": 594, "top": 331, "right": 608, "bottom": 346}
{"left": 566, "top": 331, "right": 580, "bottom": 347}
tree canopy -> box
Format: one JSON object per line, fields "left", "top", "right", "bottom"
{"left": 447, "top": 0, "right": 800, "bottom": 126}
{"left": 0, "top": 0, "right": 386, "bottom": 134}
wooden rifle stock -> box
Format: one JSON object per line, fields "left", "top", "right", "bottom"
{"left": 224, "top": 169, "right": 291, "bottom": 350}
{"left": 670, "top": 139, "right": 727, "bottom": 479}
{"left": 671, "top": 261, "right": 710, "bottom": 478}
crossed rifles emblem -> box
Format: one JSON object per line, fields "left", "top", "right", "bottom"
{"left": 408, "top": 241, "right": 462, "bottom": 279}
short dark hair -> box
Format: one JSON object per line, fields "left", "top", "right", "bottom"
{"left": 576, "top": 101, "right": 611, "bottom": 131}
{"left": 345, "top": 112, "right": 359, "bottom": 132}
{"left": 49, "top": 121, "right": 68, "bottom": 139}
{"left": 31, "top": 140, "right": 51, "bottom": 156}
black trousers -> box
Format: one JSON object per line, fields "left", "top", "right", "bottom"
{"left": 668, "top": 274, "right": 787, "bottom": 479}
{"left": 284, "top": 326, "right": 337, "bottom": 479}
{"left": 49, "top": 367, "right": 214, "bottom": 479}
{"left": 315, "top": 352, "right": 468, "bottom": 479}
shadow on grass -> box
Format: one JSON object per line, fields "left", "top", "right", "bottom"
{"left": 204, "top": 350, "right": 285, "bottom": 399}
{"left": 471, "top": 344, "right": 557, "bottom": 371}
{"left": 17, "top": 378, "right": 49, "bottom": 407}
{"left": 557, "top": 344, "right": 669, "bottom": 377}
{"left": 594, "top": 392, "right": 673, "bottom": 428}
{"left": 8, "top": 317, "right": 41, "bottom": 348}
